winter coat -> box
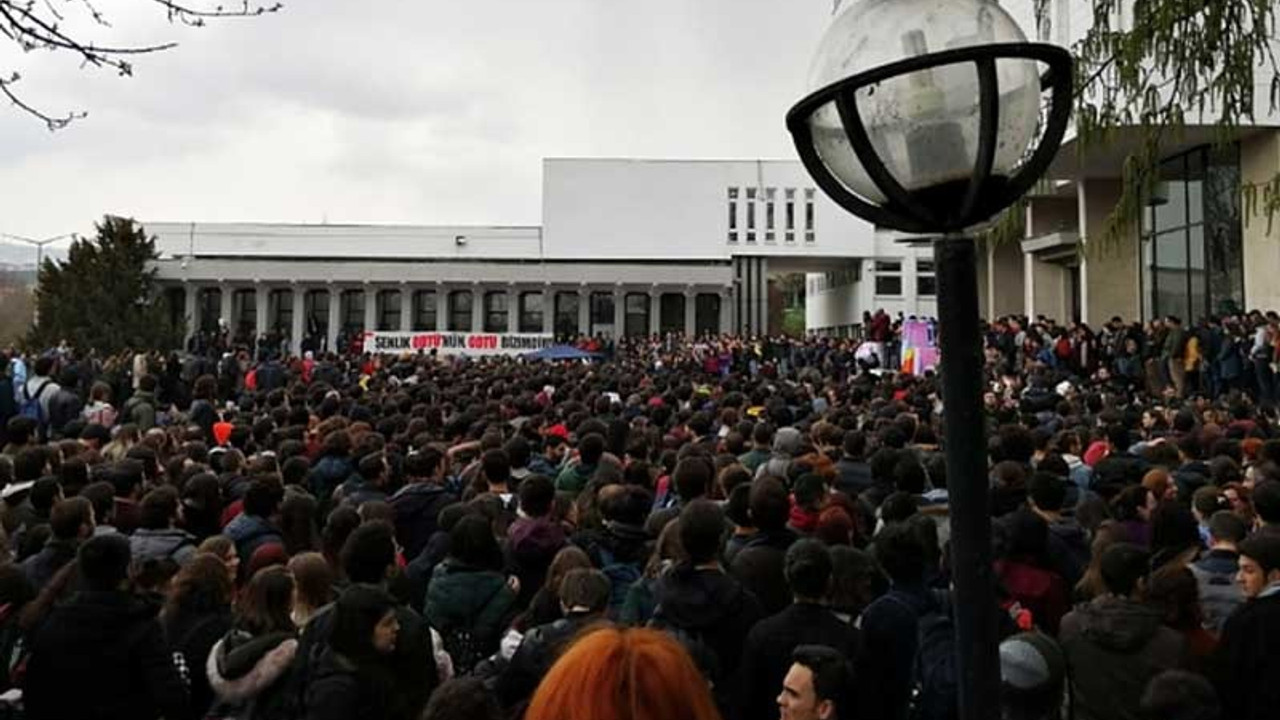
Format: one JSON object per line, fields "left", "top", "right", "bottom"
{"left": 423, "top": 561, "right": 518, "bottom": 674}
{"left": 1213, "top": 589, "right": 1280, "bottom": 720}
{"left": 21, "top": 538, "right": 77, "bottom": 591}
{"left": 47, "top": 388, "right": 83, "bottom": 438}
{"left": 1059, "top": 596, "right": 1190, "bottom": 720}
{"left": 24, "top": 590, "right": 187, "bottom": 720}
{"left": 389, "top": 483, "right": 456, "bottom": 559}
{"left": 728, "top": 528, "right": 798, "bottom": 616}
{"left": 307, "top": 455, "right": 352, "bottom": 505}
{"left": 206, "top": 629, "right": 298, "bottom": 720}
{"left": 1092, "top": 452, "right": 1149, "bottom": 497}
{"left": 833, "top": 457, "right": 874, "bottom": 497}
{"left": 1045, "top": 516, "right": 1091, "bottom": 589}
{"left": 507, "top": 516, "right": 566, "bottom": 607}
{"left": 224, "top": 513, "right": 284, "bottom": 563}
{"left": 131, "top": 527, "right": 199, "bottom": 566}
{"left": 122, "top": 390, "right": 158, "bottom": 431}
{"left": 650, "top": 564, "right": 763, "bottom": 691}
{"left": 165, "top": 608, "right": 234, "bottom": 720}
{"left": 497, "top": 610, "right": 599, "bottom": 709}
{"left": 303, "top": 649, "right": 392, "bottom": 720}
{"left": 1188, "top": 549, "right": 1244, "bottom": 634}
{"left": 994, "top": 558, "right": 1069, "bottom": 635}
{"left": 736, "top": 602, "right": 861, "bottom": 720}
{"left": 856, "top": 584, "right": 937, "bottom": 720}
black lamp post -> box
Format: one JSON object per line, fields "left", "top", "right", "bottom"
{"left": 786, "top": 2, "right": 1073, "bottom": 719}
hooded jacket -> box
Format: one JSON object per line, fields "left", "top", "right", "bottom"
{"left": 728, "top": 528, "right": 798, "bottom": 616}
{"left": 1045, "top": 516, "right": 1091, "bottom": 589}
{"left": 224, "top": 513, "right": 284, "bottom": 563}
{"left": 755, "top": 427, "right": 801, "bottom": 481}
{"left": 1059, "top": 596, "right": 1189, "bottom": 720}
{"left": 305, "top": 648, "right": 393, "bottom": 720}
{"left": 650, "top": 564, "right": 763, "bottom": 688}
{"left": 24, "top": 590, "right": 187, "bottom": 720}
{"left": 206, "top": 629, "right": 298, "bottom": 720}
{"left": 307, "top": 455, "right": 353, "bottom": 505}
{"left": 389, "top": 483, "right": 456, "bottom": 559}
{"left": 423, "top": 561, "right": 518, "bottom": 673}
{"left": 131, "top": 527, "right": 199, "bottom": 566}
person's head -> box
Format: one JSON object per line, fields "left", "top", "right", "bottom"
{"left": 163, "top": 553, "right": 235, "bottom": 624}
{"left": 421, "top": 678, "right": 505, "bottom": 720}
{"left": 288, "top": 551, "right": 335, "bottom": 613}
{"left": 524, "top": 627, "right": 720, "bottom": 720}
{"left": 236, "top": 565, "right": 295, "bottom": 635}
{"left": 751, "top": 476, "right": 791, "bottom": 532}
{"left": 517, "top": 474, "right": 555, "bottom": 518}
{"left": 873, "top": 521, "right": 925, "bottom": 587}
{"left": 841, "top": 430, "right": 866, "bottom": 460}
{"left": 330, "top": 584, "right": 399, "bottom": 659}
{"left": 1252, "top": 480, "right": 1280, "bottom": 527}
{"left": 678, "top": 499, "right": 725, "bottom": 566}
{"left": 1191, "top": 485, "right": 1227, "bottom": 523}
{"left": 578, "top": 433, "right": 606, "bottom": 466}
{"left": 1099, "top": 543, "right": 1150, "bottom": 598}
{"left": 243, "top": 479, "right": 284, "bottom": 520}
{"left": 357, "top": 451, "right": 388, "bottom": 487}
{"left": 77, "top": 533, "right": 131, "bottom": 592}
{"left": 778, "top": 645, "right": 854, "bottom": 720}
{"left": 557, "top": 567, "right": 611, "bottom": 615}
{"left": 672, "top": 456, "right": 714, "bottom": 502}
{"left": 1139, "top": 670, "right": 1221, "bottom": 720}
{"left": 139, "top": 486, "right": 181, "bottom": 531}
{"left": 999, "top": 632, "right": 1066, "bottom": 720}
{"left": 785, "top": 539, "right": 832, "bottom": 603}
{"left": 480, "top": 449, "right": 510, "bottom": 489}
{"left": 403, "top": 447, "right": 444, "bottom": 483}
{"left": 1206, "top": 510, "right": 1247, "bottom": 549}
{"left": 1145, "top": 564, "right": 1202, "bottom": 631}
{"left": 197, "top": 535, "right": 240, "bottom": 584}
{"left": 1142, "top": 469, "right": 1177, "bottom": 503}
{"left": 1112, "top": 484, "right": 1157, "bottom": 523}
{"left": 448, "top": 514, "right": 503, "bottom": 571}
{"left": 340, "top": 520, "right": 397, "bottom": 585}
{"left": 1237, "top": 531, "right": 1280, "bottom": 598}
{"left": 49, "top": 496, "right": 94, "bottom": 542}
{"left": 1027, "top": 472, "right": 1067, "bottom": 515}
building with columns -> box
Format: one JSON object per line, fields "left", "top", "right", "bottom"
{"left": 149, "top": 158, "right": 936, "bottom": 354}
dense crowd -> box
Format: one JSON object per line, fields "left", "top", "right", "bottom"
{"left": 0, "top": 308, "right": 1278, "bottom": 720}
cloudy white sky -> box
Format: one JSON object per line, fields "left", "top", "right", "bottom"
{"left": 1, "top": 0, "right": 1040, "bottom": 246}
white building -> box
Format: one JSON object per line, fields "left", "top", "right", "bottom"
{"left": 150, "top": 158, "right": 934, "bottom": 353}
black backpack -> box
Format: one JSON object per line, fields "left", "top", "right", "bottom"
{"left": 885, "top": 589, "right": 959, "bottom": 720}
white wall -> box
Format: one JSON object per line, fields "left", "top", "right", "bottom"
{"left": 541, "top": 158, "right": 878, "bottom": 261}
{"left": 805, "top": 237, "right": 937, "bottom": 333}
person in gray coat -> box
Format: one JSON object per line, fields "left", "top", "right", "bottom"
{"left": 130, "top": 486, "right": 197, "bottom": 566}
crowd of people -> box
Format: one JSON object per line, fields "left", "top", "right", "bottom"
{"left": 0, "top": 307, "right": 1278, "bottom": 720}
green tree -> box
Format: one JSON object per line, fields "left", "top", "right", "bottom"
{"left": 27, "top": 216, "right": 182, "bottom": 354}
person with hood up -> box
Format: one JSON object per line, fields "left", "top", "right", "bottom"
{"left": 23, "top": 534, "right": 187, "bottom": 720}
{"left": 730, "top": 477, "right": 799, "bottom": 615}
{"left": 131, "top": 486, "right": 198, "bottom": 566}
{"left": 121, "top": 373, "right": 159, "bottom": 431}
{"left": 756, "top": 426, "right": 802, "bottom": 482}
{"left": 650, "top": 499, "right": 763, "bottom": 711}
{"left": 206, "top": 565, "right": 298, "bottom": 720}
{"left": 389, "top": 447, "right": 456, "bottom": 559}
{"left": 506, "top": 474, "right": 566, "bottom": 608}
{"left": 1058, "top": 543, "right": 1189, "bottom": 720}
{"left": 423, "top": 514, "right": 520, "bottom": 675}
{"left": 304, "top": 585, "right": 400, "bottom": 720}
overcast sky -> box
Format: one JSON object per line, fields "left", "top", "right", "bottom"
{"left": 1, "top": 0, "right": 1039, "bottom": 245}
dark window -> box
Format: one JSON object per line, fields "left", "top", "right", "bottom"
{"left": 590, "top": 291, "right": 615, "bottom": 336}
{"left": 340, "top": 289, "right": 364, "bottom": 333}
{"left": 376, "top": 290, "right": 401, "bottom": 331}
{"left": 198, "top": 288, "right": 221, "bottom": 333}
{"left": 659, "top": 293, "right": 685, "bottom": 334}
{"left": 554, "top": 292, "right": 580, "bottom": 338}
{"left": 624, "top": 293, "right": 650, "bottom": 337}
{"left": 448, "top": 290, "right": 473, "bottom": 332}
{"left": 695, "top": 293, "right": 721, "bottom": 336}
{"left": 916, "top": 260, "right": 937, "bottom": 297}
{"left": 412, "top": 290, "right": 437, "bottom": 331}
{"left": 875, "top": 261, "right": 903, "bottom": 296}
{"left": 519, "top": 291, "right": 544, "bottom": 333}
{"left": 484, "top": 291, "right": 508, "bottom": 333}
{"left": 304, "top": 290, "right": 329, "bottom": 342}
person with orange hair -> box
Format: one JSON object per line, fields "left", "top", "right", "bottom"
{"left": 524, "top": 626, "right": 723, "bottom": 720}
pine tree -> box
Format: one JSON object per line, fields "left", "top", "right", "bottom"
{"left": 26, "top": 216, "right": 183, "bottom": 354}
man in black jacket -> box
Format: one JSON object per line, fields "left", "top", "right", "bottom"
{"left": 833, "top": 430, "right": 874, "bottom": 498}
{"left": 737, "top": 539, "right": 860, "bottom": 720}
{"left": 1213, "top": 531, "right": 1280, "bottom": 720}
{"left": 729, "top": 477, "right": 798, "bottom": 615}
{"left": 389, "top": 447, "right": 456, "bottom": 559}
{"left": 24, "top": 534, "right": 187, "bottom": 720}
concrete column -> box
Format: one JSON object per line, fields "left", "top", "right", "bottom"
{"left": 542, "top": 287, "right": 554, "bottom": 335}
{"left": 363, "top": 285, "right": 377, "bottom": 333}
{"left": 326, "top": 286, "right": 341, "bottom": 354}
{"left": 218, "top": 283, "right": 233, "bottom": 331}
{"left": 719, "top": 289, "right": 732, "bottom": 335}
{"left": 435, "top": 284, "right": 447, "bottom": 331}
{"left": 903, "top": 255, "right": 919, "bottom": 316}
{"left": 471, "top": 284, "right": 484, "bottom": 333}
{"left": 648, "top": 289, "right": 661, "bottom": 336}
{"left": 290, "top": 285, "right": 305, "bottom": 356}
{"left": 254, "top": 284, "right": 269, "bottom": 338}
{"left": 578, "top": 287, "right": 590, "bottom": 336}
{"left": 399, "top": 286, "right": 413, "bottom": 332}
{"left": 613, "top": 287, "right": 625, "bottom": 338}
{"left": 1023, "top": 252, "right": 1036, "bottom": 318}
{"left": 507, "top": 286, "right": 519, "bottom": 333}
{"left": 183, "top": 282, "right": 198, "bottom": 346}
{"left": 684, "top": 288, "right": 697, "bottom": 337}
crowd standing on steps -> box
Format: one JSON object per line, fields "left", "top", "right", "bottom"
{"left": 0, "top": 307, "right": 1278, "bottom": 719}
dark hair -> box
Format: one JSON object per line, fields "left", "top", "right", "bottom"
{"left": 842, "top": 430, "right": 867, "bottom": 459}
{"left": 322, "top": 506, "right": 362, "bottom": 568}
{"left": 49, "top": 496, "right": 93, "bottom": 541}
{"left": 557, "top": 568, "right": 611, "bottom": 612}
{"left": 236, "top": 565, "right": 295, "bottom": 636}
{"left": 279, "top": 492, "right": 321, "bottom": 556}
{"left": 791, "top": 644, "right": 854, "bottom": 711}
{"left": 341, "top": 521, "right": 397, "bottom": 584}
{"left": 1252, "top": 480, "right": 1280, "bottom": 525}
{"left": 29, "top": 477, "right": 60, "bottom": 515}
{"left": 13, "top": 448, "right": 48, "bottom": 483}
{"left": 750, "top": 476, "right": 790, "bottom": 531}
{"left": 244, "top": 480, "right": 284, "bottom": 518}
{"left": 678, "top": 499, "right": 725, "bottom": 565}
{"left": 162, "top": 554, "right": 234, "bottom": 627}
{"left": 404, "top": 447, "right": 444, "bottom": 479}
{"left": 1099, "top": 543, "right": 1149, "bottom": 597}
{"left": 784, "top": 539, "right": 832, "bottom": 601}
{"left": 1028, "top": 472, "right": 1067, "bottom": 512}
{"left": 139, "top": 486, "right": 180, "bottom": 530}
{"left": 1140, "top": 670, "right": 1221, "bottom": 720}
{"left": 599, "top": 484, "right": 652, "bottom": 526}
{"left": 77, "top": 533, "right": 131, "bottom": 592}
{"left": 421, "top": 678, "right": 504, "bottom": 720}
{"left": 673, "top": 457, "right": 714, "bottom": 502}
{"left": 448, "top": 514, "right": 503, "bottom": 571}
{"left": 1239, "top": 531, "right": 1280, "bottom": 574}
{"left": 872, "top": 522, "right": 925, "bottom": 586}
{"left": 578, "top": 434, "right": 606, "bottom": 466}
{"left": 358, "top": 452, "right": 387, "bottom": 483}
{"left": 1206, "top": 510, "right": 1247, "bottom": 545}
{"left": 330, "top": 584, "right": 397, "bottom": 661}
{"left": 518, "top": 475, "right": 555, "bottom": 518}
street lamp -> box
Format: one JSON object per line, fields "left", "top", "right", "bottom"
{"left": 787, "top": 2, "right": 1073, "bottom": 720}
{"left": 0, "top": 232, "right": 75, "bottom": 271}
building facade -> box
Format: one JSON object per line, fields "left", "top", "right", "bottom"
{"left": 150, "top": 159, "right": 933, "bottom": 353}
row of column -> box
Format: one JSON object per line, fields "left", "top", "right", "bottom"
{"left": 181, "top": 283, "right": 732, "bottom": 355}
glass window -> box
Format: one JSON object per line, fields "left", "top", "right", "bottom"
{"left": 659, "top": 293, "right": 685, "bottom": 334}
{"left": 376, "top": 289, "right": 401, "bottom": 331}
{"left": 624, "top": 293, "right": 649, "bottom": 337}
{"left": 340, "top": 289, "right": 364, "bottom": 333}
{"left": 875, "top": 261, "right": 903, "bottom": 296}
{"left": 484, "top": 291, "right": 508, "bottom": 333}
{"left": 199, "top": 288, "right": 221, "bottom": 333}
{"left": 590, "top": 292, "right": 615, "bottom": 336}
{"left": 268, "top": 289, "right": 293, "bottom": 336}
{"left": 519, "top": 291, "right": 544, "bottom": 333}
{"left": 695, "top": 293, "right": 721, "bottom": 336}
{"left": 412, "top": 290, "right": 437, "bottom": 331}
{"left": 554, "top": 292, "right": 580, "bottom": 338}
{"left": 448, "top": 290, "right": 473, "bottom": 332}
{"left": 234, "top": 289, "right": 257, "bottom": 336}
{"left": 917, "top": 261, "right": 937, "bottom": 297}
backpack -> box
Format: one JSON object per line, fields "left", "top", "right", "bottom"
{"left": 439, "top": 626, "right": 487, "bottom": 677}
{"left": 885, "top": 589, "right": 959, "bottom": 720}
{"left": 18, "top": 380, "right": 52, "bottom": 429}
{"left": 1188, "top": 561, "right": 1244, "bottom": 634}
{"left": 597, "top": 546, "right": 642, "bottom": 616}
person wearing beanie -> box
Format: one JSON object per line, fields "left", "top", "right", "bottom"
{"left": 1000, "top": 631, "right": 1066, "bottom": 720}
